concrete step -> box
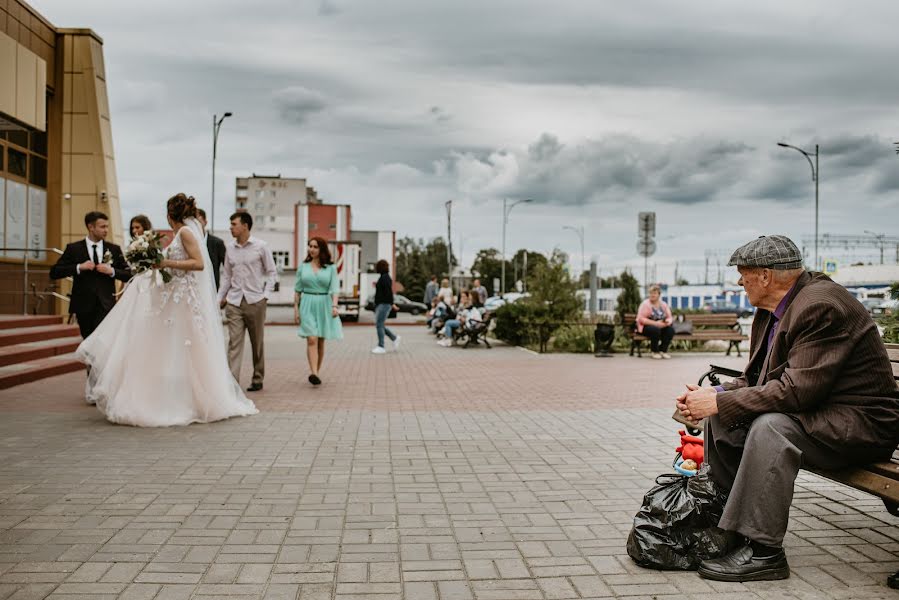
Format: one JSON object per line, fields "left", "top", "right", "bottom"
{"left": 0, "top": 336, "right": 83, "bottom": 367}
{"left": 0, "top": 352, "right": 84, "bottom": 390}
{"left": 0, "top": 314, "right": 65, "bottom": 330}
{"left": 0, "top": 324, "right": 81, "bottom": 348}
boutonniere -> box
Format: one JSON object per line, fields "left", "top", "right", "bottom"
{"left": 102, "top": 250, "right": 113, "bottom": 264}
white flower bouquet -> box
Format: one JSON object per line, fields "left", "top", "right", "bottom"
{"left": 125, "top": 231, "right": 171, "bottom": 283}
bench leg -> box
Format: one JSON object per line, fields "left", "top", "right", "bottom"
{"left": 630, "top": 340, "right": 642, "bottom": 357}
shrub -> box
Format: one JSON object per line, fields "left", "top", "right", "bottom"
{"left": 493, "top": 302, "right": 531, "bottom": 347}
{"left": 881, "top": 282, "right": 899, "bottom": 343}
{"left": 552, "top": 324, "right": 594, "bottom": 353}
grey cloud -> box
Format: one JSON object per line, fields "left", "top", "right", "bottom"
{"left": 318, "top": 0, "right": 340, "bottom": 16}
{"left": 273, "top": 86, "right": 328, "bottom": 124}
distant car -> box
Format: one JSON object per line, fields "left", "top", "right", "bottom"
{"left": 702, "top": 300, "right": 755, "bottom": 319}
{"left": 365, "top": 294, "right": 428, "bottom": 315}
{"left": 484, "top": 292, "right": 529, "bottom": 311}
{"left": 859, "top": 297, "right": 892, "bottom": 317}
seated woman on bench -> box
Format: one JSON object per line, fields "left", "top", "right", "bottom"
{"left": 636, "top": 284, "right": 674, "bottom": 359}
{"left": 438, "top": 291, "right": 481, "bottom": 347}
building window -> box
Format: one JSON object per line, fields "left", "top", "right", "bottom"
{"left": 7, "top": 148, "right": 27, "bottom": 178}
{"left": 272, "top": 250, "right": 290, "bottom": 269}
{"left": 256, "top": 189, "right": 265, "bottom": 199}
{"left": 7, "top": 130, "right": 28, "bottom": 149}
{"left": 254, "top": 202, "right": 265, "bottom": 212}
{"left": 310, "top": 223, "right": 317, "bottom": 230}
{"left": 29, "top": 155, "right": 47, "bottom": 187}
{"left": 30, "top": 131, "right": 47, "bottom": 155}
{"left": 329, "top": 224, "right": 337, "bottom": 230}
{"left": 269, "top": 216, "right": 276, "bottom": 224}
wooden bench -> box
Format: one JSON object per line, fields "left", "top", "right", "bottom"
{"left": 452, "top": 311, "right": 494, "bottom": 348}
{"left": 623, "top": 312, "right": 749, "bottom": 357}
{"left": 694, "top": 343, "right": 899, "bottom": 588}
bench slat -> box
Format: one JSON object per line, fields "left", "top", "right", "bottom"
{"left": 807, "top": 466, "right": 899, "bottom": 504}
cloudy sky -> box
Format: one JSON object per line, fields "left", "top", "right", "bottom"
{"left": 33, "top": 0, "right": 899, "bottom": 283}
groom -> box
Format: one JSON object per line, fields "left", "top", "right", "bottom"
{"left": 50, "top": 211, "right": 131, "bottom": 339}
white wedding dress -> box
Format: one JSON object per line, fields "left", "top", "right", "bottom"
{"left": 75, "top": 218, "right": 258, "bottom": 427}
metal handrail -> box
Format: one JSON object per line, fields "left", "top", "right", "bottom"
{"left": 0, "top": 247, "right": 66, "bottom": 315}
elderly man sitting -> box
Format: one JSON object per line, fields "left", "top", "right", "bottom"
{"left": 677, "top": 235, "right": 899, "bottom": 582}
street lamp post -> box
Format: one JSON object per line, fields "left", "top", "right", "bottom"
{"left": 563, "top": 225, "right": 585, "bottom": 286}
{"left": 501, "top": 198, "right": 532, "bottom": 297}
{"left": 211, "top": 112, "right": 233, "bottom": 236}
{"left": 777, "top": 142, "right": 819, "bottom": 269}
{"left": 864, "top": 230, "right": 886, "bottom": 264}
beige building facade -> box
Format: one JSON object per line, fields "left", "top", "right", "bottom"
{"left": 0, "top": 0, "right": 121, "bottom": 314}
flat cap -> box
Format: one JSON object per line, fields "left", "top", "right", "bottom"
{"left": 727, "top": 235, "right": 803, "bottom": 270}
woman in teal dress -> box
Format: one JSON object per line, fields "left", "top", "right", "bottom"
{"left": 294, "top": 237, "right": 343, "bottom": 385}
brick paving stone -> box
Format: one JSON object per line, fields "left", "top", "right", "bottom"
{"left": 0, "top": 327, "right": 896, "bottom": 599}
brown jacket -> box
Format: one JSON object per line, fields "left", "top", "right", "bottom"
{"left": 717, "top": 271, "right": 899, "bottom": 460}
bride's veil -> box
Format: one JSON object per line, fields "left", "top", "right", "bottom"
{"left": 183, "top": 217, "right": 228, "bottom": 352}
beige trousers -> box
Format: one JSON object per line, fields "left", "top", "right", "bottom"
{"left": 225, "top": 298, "right": 266, "bottom": 386}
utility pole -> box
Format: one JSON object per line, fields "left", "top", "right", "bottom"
{"left": 445, "top": 201, "right": 453, "bottom": 287}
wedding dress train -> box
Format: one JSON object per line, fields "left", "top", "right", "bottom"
{"left": 75, "top": 218, "right": 258, "bottom": 426}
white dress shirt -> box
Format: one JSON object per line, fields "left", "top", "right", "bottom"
{"left": 217, "top": 236, "right": 278, "bottom": 306}
{"left": 76, "top": 237, "right": 113, "bottom": 276}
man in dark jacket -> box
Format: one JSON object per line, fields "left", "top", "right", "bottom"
{"left": 677, "top": 235, "right": 899, "bottom": 582}
{"left": 50, "top": 211, "right": 131, "bottom": 338}
{"left": 197, "top": 208, "right": 226, "bottom": 289}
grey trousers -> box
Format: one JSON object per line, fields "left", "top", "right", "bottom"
{"left": 705, "top": 412, "right": 851, "bottom": 547}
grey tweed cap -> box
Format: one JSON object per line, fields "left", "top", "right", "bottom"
{"left": 727, "top": 235, "right": 803, "bottom": 270}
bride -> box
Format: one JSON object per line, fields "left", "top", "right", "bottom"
{"left": 76, "top": 193, "right": 258, "bottom": 427}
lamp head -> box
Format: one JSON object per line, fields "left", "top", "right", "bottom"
{"left": 224, "top": 112, "right": 233, "bottom": 118}
{"left": 777, "top": 142, "right": 789, "bottom": 148}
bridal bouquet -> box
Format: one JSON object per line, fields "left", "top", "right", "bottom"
{"left": 125, "top": 231, "right": 171, "bottom": 283}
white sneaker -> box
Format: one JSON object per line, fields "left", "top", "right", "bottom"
{"left": 392, "top": 335, "right": 401, "bottom": 350}
{"left": 438, "top": 339, "right": 453, "bottom": 347}
{"left": 371, "top": 346, "right": 386, "bottom": 354}
{"left": 661, "top": 352, "right": 672, "bottom": 359}
{"left": 651, "top": 352, "right": 662, "bottom": 359}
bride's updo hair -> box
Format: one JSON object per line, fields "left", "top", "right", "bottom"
{"left": 167, "top": 193, "right": 198, "bottom": 223}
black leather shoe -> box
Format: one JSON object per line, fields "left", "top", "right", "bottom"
{"left": 698, "top": 544, "right": 790, "bottom": 582}
{"left": 309, "top": 374, "right": 321, "bottom": 385}
{"left": 246, "top": 383, "right": 263, "bottom": 392}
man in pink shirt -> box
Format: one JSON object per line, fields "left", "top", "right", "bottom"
{"left": 217, "top": 212, "right": 277, "bottom": 392}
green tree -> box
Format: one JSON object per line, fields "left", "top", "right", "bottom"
{"left": 494, "top": 249, "right": 581, "bottom": 352}
{"left": 616, "top": 270, "right": 642, "bottom": 324}
{"left": 511, "top": 248, "right": 549, "bottom": 289}
{"left": 471, "top": 248, "right": 505, "bottom": 296}
{"left": 395, "top": 236, "right": 456, "bottom": 301}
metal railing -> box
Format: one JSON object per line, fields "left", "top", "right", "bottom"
{"left": 0, "top": 247, "right": 69, "bottom": 315}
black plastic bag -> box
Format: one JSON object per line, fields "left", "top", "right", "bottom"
{"left": 626, "top": 467, "right": 736, "bottom": 570}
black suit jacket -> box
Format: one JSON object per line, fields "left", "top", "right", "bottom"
{"left": 206, "top": 233, "right": 227, "bottom": 289}
{"left": 50, "top": 240, "right": 131, "bottom": 314}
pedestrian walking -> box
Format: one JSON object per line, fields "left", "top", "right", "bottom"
{"left": 294, "top": 237, "right": 343, "bottom": 385}
{"left": 218, "top": 212, "right": 277, "bottom": 392}
{"left": 371, "top": 259, "right": 400, "bottom": 354}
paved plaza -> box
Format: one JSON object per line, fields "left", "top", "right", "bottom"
{"left": 0, "top": 326, "right": 897, "bottom": 600}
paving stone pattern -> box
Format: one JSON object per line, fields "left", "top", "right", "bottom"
{"left": 0, "top": 327, "right": 896, "bottom": 599}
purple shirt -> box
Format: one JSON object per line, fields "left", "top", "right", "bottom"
{"left": 714, "top": 284, "right": 795, "bottom": 393}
